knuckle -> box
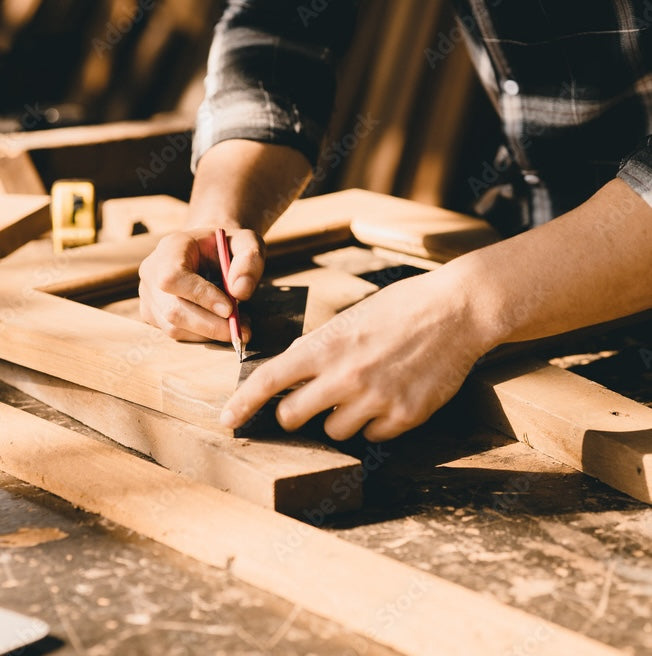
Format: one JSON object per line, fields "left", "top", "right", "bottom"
{"left": 190, "top": 278, "right": 210, "bottom": 304}
{"left": 363, "top": 427, "right": 392, "bottom": 443}
{"left": 346, "top": 368, "right": 369, "bottom": 395}
{"left": 389, "top": 405, "right": 416, "bottom": 431}
{"left": 250, "top": 367, "right": 277, "bottom": 393}
{"left": 161, "top": 324, "right": 182, "bottom": 340}
{"left": 157, "top": 268, "right": 184, "bottom": 293}
{"left": 161, "top": 301, "right": 183, "bottom": 325}
{"left": 138, "top": 258, "right": 150, "bottom": 279}
{"left": 239, "top": 246, "right": 263, "bottom": 262}
{"left": 324, "top": 422, "right": 347, "bottom": 442}
{"left": 276, "top": 400, "right": 299, "bottom": 429}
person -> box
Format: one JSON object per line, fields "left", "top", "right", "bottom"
{"left": 139, "top": 1, "right": 652, "bottom": 442}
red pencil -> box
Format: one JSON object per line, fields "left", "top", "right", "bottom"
{"left": 215, "top": 228, "right": 245, "bottom": 362}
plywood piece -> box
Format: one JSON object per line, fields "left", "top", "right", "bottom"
{"left": 467, "top": 359, "right": 652, "bottom": 504}
{"left": 99, "top": 190, "right": 354, "bottom": 256}
{"left": 349, "top": 192, "right": 500, "bottom": 262}
{"left": 100, "top": 195, "right": 189, "bottom": 241}
{"left": 0, "top": 194, "right": 50, "bottom": 257}
{"left": 0, "top": 360, "right": 362, "bottom": 516}
{"left": 0, "top": 401, "right": 622, "bottom": 656}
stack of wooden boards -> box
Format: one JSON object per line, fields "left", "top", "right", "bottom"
{"left": 1, "top": 187, "right": 651, "bottom": 506}
{"left": 0, "top": 187, "right": 650, "bottom": 655}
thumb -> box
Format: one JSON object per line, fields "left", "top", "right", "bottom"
{"left": 226, "top": 229, "right": 266, "bottom": 300}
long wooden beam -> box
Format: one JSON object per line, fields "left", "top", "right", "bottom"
{"left": 1, "top": 189, "right": 650, "bottom": 505}
{"left": 0, "top": 401, "right": 622, "bottom": 656}
{"left": 0, "top": 360, "right": 362, "bottom": 516}
{"left": 467, "top": 358, "right": 652, "bottom": 503}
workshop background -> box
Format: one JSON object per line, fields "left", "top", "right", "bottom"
{"left": 0, "top": 0, "right": 500, "bottom": 212}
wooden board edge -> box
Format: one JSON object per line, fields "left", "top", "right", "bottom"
{"left": 0, "top": 195, "right": 51, "bottom": 258}
{"left": 0, "top": 401, "right": 622, "bottom": 656}
{"left": 466, "top": 359, "right": 652, "bottom": 504}
{"left": 0, "top": 360, "right": 363, "bottom": 516}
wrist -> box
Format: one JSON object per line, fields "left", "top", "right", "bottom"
{"left": 434, "top": 253, "right": 511, "bottom": 356}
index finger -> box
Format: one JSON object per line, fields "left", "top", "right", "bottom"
{"left": 220, "top": 347, "right": 313, "bottom": 429}
{"left": 151, "top": 232, "right": 233, "bottom": 317}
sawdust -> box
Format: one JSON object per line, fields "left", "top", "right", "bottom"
{"left": 0, "top": 526, "right": 68, "bottom": 548}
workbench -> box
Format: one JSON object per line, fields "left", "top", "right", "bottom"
{"left": 1, "top": 238, "right": 651, "bottom": 655}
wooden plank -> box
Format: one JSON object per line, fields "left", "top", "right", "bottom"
{"left": 0, "top": 194, "right": 51, "bottom": 258}
{"left": 0, "top": 401, "right": 622, "bottom": 656}
{"left": 1, "top": 188, "right": 650, "bottom": 505}
{"left": 0, "top": 152, "right": 46, "bottom": 195}
{"left": 0, "top": 115, "right": 195, "bottom": 199}
{"left": 348, "top": 193, "right": 500, "bottom": 262}
{"left": 99, "top": 191, "right": 354, "bottom": 257}
{"left": 100, "top": 194, "right": 189, "bottom": 241}
{"left": 0, "top": 360, "right": 362, "bottom": 516}
{"left": 466, "top": 358, "right": 652, "bottom": 504}
{"left": 0, "top": 114, "right": 193, "bottom": 153}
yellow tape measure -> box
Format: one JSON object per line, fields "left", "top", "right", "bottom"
{"left": 51, "top": 180, "right": 96, "bottom": 252}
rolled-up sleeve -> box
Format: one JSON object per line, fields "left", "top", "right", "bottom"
{"left": 617, "top": 136, "right": 652, "bottom": 207}
{"left": 192, "top": 0, "right": 357, "bottom": 172}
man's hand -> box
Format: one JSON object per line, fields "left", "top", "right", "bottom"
{"left": 138, "top": 139, "right": 312, "bottom": 342}
{"left": 220, "top": 179, "right": 652, "bottom": 441}
{"left": 220, "top": 266, "right": 494, "bottom": 441}
{"left": 139, "top": 228, "right": 264, "bottom": 342}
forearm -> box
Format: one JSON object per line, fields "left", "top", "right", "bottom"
{"left": 188, "top": 139, "right": 312, "bottom": 234}
{"left": 454, "top": 178, "right": 652, "bottom": 350}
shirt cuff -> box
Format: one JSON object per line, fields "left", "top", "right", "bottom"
{"left": 192, "top": 91, "right": 324, "bottom": 173}
{"left": 617, "top": 136, "right": 652, "bottom": 207}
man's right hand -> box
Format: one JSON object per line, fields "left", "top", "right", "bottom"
{"left": 138, "top": 227, "right": 264, "bottom": 343}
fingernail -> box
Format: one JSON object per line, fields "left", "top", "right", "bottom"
{"left": 220, "top": 408, "right": 237, "bottom": 428}
{"left": 213, "top": 302, "right": 231, "bottom": 318}
{"left": 232, "top": 275, "right": 255, "bottom": 299}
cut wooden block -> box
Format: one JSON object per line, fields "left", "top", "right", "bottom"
{"left": 100, "top": 195, "right": 189, "bottom": 241}
{"left": 467, "top": 358, "right": 652, "bottom": 504}
{"left": 265, "top": 191, "right": 355, "bottom": 257}
{"left": 0, "top": 194, "right": 50, "bottom": 258}
{"left": 0, "top": 360, "right": 362, "bottom": 516}
{"left": 0, "top": 401, "right": 622, "bottom": 656}
{"left": 348, "top": 190, "right": 500, "bottom": 261}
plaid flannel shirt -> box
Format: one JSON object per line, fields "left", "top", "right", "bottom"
{"left": 193, "top": 1, "right": 652, "bottom": 233}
